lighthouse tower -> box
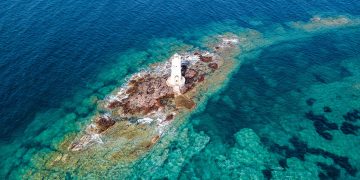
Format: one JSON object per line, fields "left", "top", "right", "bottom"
{"left": 166, "top": 53, "right": 185, "bottom": 94}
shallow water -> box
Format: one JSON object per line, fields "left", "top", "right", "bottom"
{"left": 1, "top": 0, "right": 360, "bottom": 179}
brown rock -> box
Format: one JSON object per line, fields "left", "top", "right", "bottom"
{"left": 129, "top": 80, "right": 137, "bottom": 85}
{"left": 181, "top": 83, "right": 195, "bottom": 94}
{"left": 208, "top": 63, "right": 218, "bottom": 70}
{"left": 185, "top": 69, "right": 198, "bottom": 79}
{"left": 126, "top": 86, "right": 138, "bottom": 95}
{"left": 165, "top": 114, "right": 174, "bottom": 121}
{"left": 116, "top": 74, "right": 178, "bottom": 115}
{"left": 108, "top": 100, "right": 121, "bottom": 109}
{"left": 200, "top": 56, "right": 212, "bottom": 62}
{"left": 198, "top": 75, "right": 205, "bottom": 82}
{"left": 95, "top": 115, "right": 116, "bottom": 133}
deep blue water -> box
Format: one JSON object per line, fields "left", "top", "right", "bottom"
{"left": 1, "top": 0, "right": 360, "bottom": 179}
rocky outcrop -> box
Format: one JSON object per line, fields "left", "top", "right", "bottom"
{"left": 68, "top": 34, "right": 240, "bottom": 152}
{"left": 200, "top": 55, "right": 212, "bottom": 62}
{"left": 208, "top": 63, "right": 218, "bottom": 70}
{"left": 108, "top": 75, "right": 175, "bottom": 115}
{"left": 94, "top": 115, "right": 116, "bottom": 133}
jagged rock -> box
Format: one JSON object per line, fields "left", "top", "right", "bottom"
{"left": 108, "top": 100, "right": 122, "bottom": 109}
{"left": 95, "top": 115, "right": 116, "bottom": 133}
{"left": 115, "top": 75, "right": 175, "bottom": 115}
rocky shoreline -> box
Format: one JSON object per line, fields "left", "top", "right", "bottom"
{"left": 68, "top": 34, "right": 240, "bottom": 152}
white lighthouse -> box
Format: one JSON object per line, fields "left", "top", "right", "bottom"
{"left": 166, "top": 53, "right": 185, "bottom": 94}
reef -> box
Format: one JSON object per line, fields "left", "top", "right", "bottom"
{"left": 323, "top": 106, "right": 332, "bottom": 113}
{"left": 317, "top": 162, "right": 340, "bottom": 180}
{"left": 262, "top": 168, "right": 273, "bottom": 180}
{"left": 340, "top": 122, "right": 359, "bottom": 135}
{"left": 262, "top": 136, "right": 357, "bottom": 176}
{"left": 305, "top": 111, "right": 338, "bottom": 140}
{"left": 291, "top": 15, "right": 360, "bottom": 31}
{"left": 343, "top": 109, "right": 360, "bottom": 122}
{"left": 339, "top": 109, "right": 360, "bottom": 135}
{"left": 306, "top": 98, "right": 316, "bottom": 106}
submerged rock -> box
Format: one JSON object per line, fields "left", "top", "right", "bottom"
{"left": 340, "top": 122, "right": 359, "bottom": 135}
{"left": 323, "top": 106, "right": 332, "bottom": 113}
{"left": 317, "top": 162, "right": 340, "bottom": 180}
{"left": 262, "top": 168, "right": 272, "bottom": 180}
{"left": 343, "top": 109, "right": 360, "bottom": 122}
{"left": 305, "top": 111, "right": 338, "bottom": 140}
{"left": 175, "top": 95, "right": 195, "bottom": 109}
{"left": 306, "top": 98, "right": 316, "bottom": 106}
{"left": 263, "top": 136, "right": 357, "bottom": 176}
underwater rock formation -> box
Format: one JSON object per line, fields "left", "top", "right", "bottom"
{"left": 305, "top": 111, "right": 338, "bottom": 140}
{"left": 317, "top": 162, "right": 340, "bottom": 180}
{"left": 306, "top": 98, "right": 316, "bottom": 106}
{"left": 291, "top": 15, "right": 360, "bottom": 31}
{"left": 343, "top": 109, "right": 360, "bottom": 122}
{"left": 340, "top": 122, "right": 359, "bottom": 135}
{"left": 94, "top": 115, "right": 116, "bottom": 133}
{"left": 262, "top": 168, "right": 273, "bottom": 180}
{"left": 262, "top": 136, "right": 357, "bottom": 176}
{"left": 323, "top": 106, "right": 332, "bottom": 113}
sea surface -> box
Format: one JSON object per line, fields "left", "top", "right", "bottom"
{"left": 1, "top": 0, "right": 360, "bottom": 179}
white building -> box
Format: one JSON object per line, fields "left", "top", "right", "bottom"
{"left": 166, "top": 53, "right": 185, "bottom": 94}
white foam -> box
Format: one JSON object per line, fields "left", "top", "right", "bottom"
{"left": 222, "top": 38, "right": 239, "bottom": 44}
{"left": 137, "top": 117, "right": 154, "bottom": 124}
{"left": 90, "top": 134, "right": 103, "bottom": 144}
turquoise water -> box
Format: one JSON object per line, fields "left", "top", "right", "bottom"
{"left": 1, "top": 0, "right": 360, "bottom": 179}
